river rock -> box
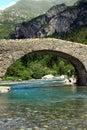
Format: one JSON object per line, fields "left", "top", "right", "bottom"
{"left": 0, "top": 86, "right": 10, "bottom": 93}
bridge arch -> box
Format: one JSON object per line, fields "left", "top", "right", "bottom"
{"left": 0, "top": 38, "right": 87, "bottom": 86}
{"left": 50, "top": 51, "right": 87, "bottom": 86}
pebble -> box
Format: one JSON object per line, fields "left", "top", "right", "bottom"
{"left": 43, "top": 125, "right": 49, "bottom": 128}
{"left": 34, "top": 111, "right": 38, "bottom": 113}
{"left": 20, "top": 126, "right": 25, "bottom": 130}
{"left": 33, "top": 126, "right": 39, "bottom": 130}
{"left": 84, "top": 114, "right": 87, "bottom": 117}
{"left": 27, "top": 128, "right": 32, "bottom": 130}
{"left": 77, "top": 128, "right": 82, "bottom": 130}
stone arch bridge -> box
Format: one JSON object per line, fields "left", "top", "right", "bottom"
{"left": 0, "top": 38, "right": 87, "bottom": 86}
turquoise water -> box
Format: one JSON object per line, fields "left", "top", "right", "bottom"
{"left": 0, "top": 80, "right": 87, "bottom": 130}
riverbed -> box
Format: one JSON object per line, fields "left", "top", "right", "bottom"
{"left": 0, "top": 80, "right": 87, "bottom": 130}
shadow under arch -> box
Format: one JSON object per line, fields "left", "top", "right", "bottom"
{"left": 46, "top": 50, "right": 87, "bottom": 86}
{"left": 27, "top": 50, "right": 86, "bottom": 86}
{"left": 5, "top": 50, "right": 87, "bottom": 86}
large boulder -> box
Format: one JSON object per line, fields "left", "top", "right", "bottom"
{"left": 0, "top": 86, "right": 10, "bottom": 93}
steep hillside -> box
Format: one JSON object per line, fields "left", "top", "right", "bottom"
{"left": 0, "top": 10, "right": 2, "bottom": 14}
{"left": 0, "top": 0, "right": 78, "bottom": 39}
{"left": 14, "top": 0, "right": 87, "bottom": 43}
{"left": 4, "top": 0, "right": 78, "bottom": 20}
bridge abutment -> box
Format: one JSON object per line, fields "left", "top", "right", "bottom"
{"left": 77, "top": 71, "right": 87, "bottom": 86}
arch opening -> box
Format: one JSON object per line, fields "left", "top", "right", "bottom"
{"left": 3, "top": 50, "right": 87, "bottom": 86}
{"left": 54, "top": 51, "right": 87, "bottom": 86}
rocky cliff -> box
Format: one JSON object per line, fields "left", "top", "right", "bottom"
{"left": 14, "top": 1, "right": 87, "bottom": 39}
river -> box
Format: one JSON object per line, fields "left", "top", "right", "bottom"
{"left": 0, "top": 80, "right": 87, "bottom": 130}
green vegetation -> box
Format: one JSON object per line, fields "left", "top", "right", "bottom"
{"left": 47, "top": 27, "right": 87, "bottom": 45}
{"left": 1, "top": 0, "right": 87, "bottom": 80}
{"left": 3, "top": 52, "right": 75, "bottom": 81}
{"left": 3, "top": 26, "right": 86, "bottom": 80}
{"left": 63, "top": 27, "right": 87, "bottom": 44}
{"left": 0, "top": 9, "right": 30, "bottom": 39}
{"left": 0, "top": 21, "right": 15, "bottom": 39}
{"left": 0, "top": 0, "right": 81, "bottom": 40}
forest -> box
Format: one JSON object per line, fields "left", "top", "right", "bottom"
{"left": 3, "top": 52, "right": 75, "bottom": 81}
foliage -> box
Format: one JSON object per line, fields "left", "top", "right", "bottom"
{"left": 47, "top": 27, "right": 87, "bottom": 45}
{"left": 1, "top": 0, "right": 86, "bottom": 81}
{"left": 4, "top": 52, "right": 75, "bottom": 81}
{"left": 3, "top": 76, "right": 18, "bottom": 81}
{"left": 63, "top": 27, "right": 87, "bottom": 44}
{"left": 4, "top": 60, "right": 32, "bottom": 80}
{"left": 0, "top": 21, "right": 14, "bottom": 39}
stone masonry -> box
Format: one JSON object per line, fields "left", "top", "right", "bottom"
{"left": 0, "top": 38, "right": 87, "bottom": 86}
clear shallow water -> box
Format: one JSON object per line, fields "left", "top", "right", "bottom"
{"left": 0, "top": 80, "right": 87, "bottom": 130}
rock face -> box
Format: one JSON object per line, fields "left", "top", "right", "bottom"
{"left": 14, "top": 1, "right": 87, "bottom": 39}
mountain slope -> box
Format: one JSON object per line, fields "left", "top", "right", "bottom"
{"left": 14, "top": 0, "right": 87, "bottom": 41}
{"left": 1, "top": 0, "right": 78, "bottom": 23}
{"left": 0, "top": 0, "right": 78, "bottom": 39}
{"left": 4, "top": 0, "right": 78, "bottom": 18}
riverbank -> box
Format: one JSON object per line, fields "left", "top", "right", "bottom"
{"left": 0, "top": 75, "right": 76, "bottom": 86}
{"left": 0, "top": 79, "right": 75, "bottom": 87}
{"left": 0, "top": 79, "right": 40, "bottom": 86}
